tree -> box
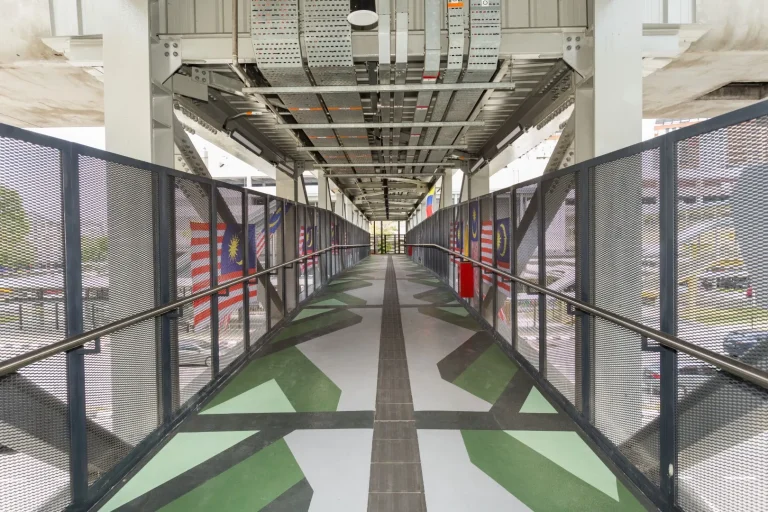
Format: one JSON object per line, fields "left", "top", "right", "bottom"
{"left": 0, "top": 185, "right": 35, "bottom": 269}
{"left": 81, "top": 236, "right": 108, "bottom": 263}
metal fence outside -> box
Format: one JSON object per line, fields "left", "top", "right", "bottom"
{"left": 406, "top": 100, "right": 768, "bottom": 512}
{"left": 0, "top": 123, "right": 369, "bottom": 511}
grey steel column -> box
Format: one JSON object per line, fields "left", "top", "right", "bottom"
{"left": 209, "top": 187, "right": 220, "bottom": 375}
{"left": 492, "top": 194, "right": 498, "bottom": 332}
{"left": 577, "top": 166, "right": 593, "bottom": 420}
{"left": 265, "top": 198, "right": 271, "bottom": 331}
{"left": 659, "top": 136, "right": 679, "bottom": 508}
{"left": 155, "top": 170, "right": 173, "bottom": 423}
{"left": 241, "top": 189, "right": 250, "bottom": 350}
{"left": 510, "top": 191, "right": 516, "bottom": 349}
{"left": 62, "top": 146, "right": 88, "bottom": 505}
{"left": 538, "top": 186, "right": 547, "bottom": 377}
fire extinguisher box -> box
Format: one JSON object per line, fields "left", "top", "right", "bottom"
{"left": 408, "top": 246, "right": 413, "bottom": 256}
{"left": 459, "top": 261, "right": 474, "bottom": 298}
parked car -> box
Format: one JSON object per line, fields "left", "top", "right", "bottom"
{"left": 642, "top": 360, "right": 719, "bottom": 397}
{"left": 179, "top": 341, "right": 211, "bottom": 367}
{"left": 723, "top": 330, "right": 768, "bottom": 358}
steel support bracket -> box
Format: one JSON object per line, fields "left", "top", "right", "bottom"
{"left": 151, "top": 37, "right": 182, "bottom": 85}
{"left": 641, "top": 335, "right": 664, "bottom": 353}
{"left": 566, "top": 303, "right": 586, "bottom": 317}
{"left": 76, "top": 338, "right": 101, "bottom": 355}
{"left": 171, "top": 73, "right": 208, "bottom": 101}
{"left": 562, "top": 31, "right": 593, "bottom": 81}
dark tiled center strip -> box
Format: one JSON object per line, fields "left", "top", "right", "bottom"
{"left": 367, "top": 256, "right": 427, "bottom": 512}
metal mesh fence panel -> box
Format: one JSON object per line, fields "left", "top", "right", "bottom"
{"left": 173, "top": 176, "right": 212, "bottom": 406}
{"left": 494, "top": 193, "right": 512, "bottom": 344}
{"left": 516, "top": 185, "right": 539, "bottom": 370}
{"left": 307, "top": 208, "right": 316, "bottom": 297}
{"left": 78, "top": 157, "right": 159, "bottom": 479}
{"left": 85, "top": 318, "right": 160, "bottom": 484}
{"left": 469, "top": 199, "right": 481, "bottom": 310}
{"left": 0, "top": 355, "right": 70, "bottom": 511}
{"left": 215, "top": 187, "right": 245, "bottom": 370}
{"left": 676, "top": 116, "right": 768, "bottom": 367}
{"left": 298, "top": 205, "right": 307, "bottom": 303}
{"left": 271, "top": 198, "right": 287, "bottom": 323}
{"left": 480, "top": 197, "right": 494, "bottom": 326}
{"left": 544, "top": 180, "right": 576, "bottom": 404}
{"left": 248, "top": 192, "right": 267, "bottom": 345}
{"left": 592, "top": 148, "right": 661, "bottom": 486}
{"left": 676, "top": 368, "right": 768, "bottom": 511}
{"left": 0, "top": 137, "right": 63, "bottom": 356}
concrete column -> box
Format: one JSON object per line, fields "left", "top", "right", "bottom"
{"left": 103, "top": 0, "right": 171, "bottom": 442}
{"left": 470, "top": 164, "right": 490, "bottom": 199}
{"left": 460, "top": 172, "right": 469, "bottom": 202}
{"left": 334, "top": 190, "right": 344, "bottom": 217}
{"left": 588, "top": 0, "right": 644, "bottom": 443}
{"left": 440, "top": 171, "right": 453, "bottom": 209}
{"left": 276, "top": 171, "right": 296, "bottom": 201}
{"left": 317, "top": 174, "right": 330, "bottom": 210}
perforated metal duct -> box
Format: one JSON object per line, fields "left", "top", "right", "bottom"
{"left": 416, "top": 0, "right": 466, "bottom": 169}
{"left": 423, "top": 0, "right": 501, "bottom": 167}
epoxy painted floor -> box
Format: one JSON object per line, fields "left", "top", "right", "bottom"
{"left": 95, "top": 256, "right": 651, "bottom": 512}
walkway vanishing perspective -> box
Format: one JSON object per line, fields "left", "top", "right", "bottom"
{"left": 93, "top": 256, "right": 651, "bottom": 512}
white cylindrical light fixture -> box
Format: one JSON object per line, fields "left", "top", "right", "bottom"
{"left": 348, "top": 0, "right": 378, "bottom": 27}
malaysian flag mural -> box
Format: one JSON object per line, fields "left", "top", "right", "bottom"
{"left": 190, "top": 209, "right": 281, "bottom": 329}
{"left": 481, "top": 218, "right": 512, "bottom": 322}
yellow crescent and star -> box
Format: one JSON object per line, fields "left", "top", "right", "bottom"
{"left": 471, "top": 208, "right": 478, "bottom": 239}
{"left": 496, "top": 222, "right": 508, "bottom": 257}
{"left": 228, "top": 233, "right": 244, "bottom": 266}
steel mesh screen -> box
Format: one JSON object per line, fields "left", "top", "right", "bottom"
{"left": 674, "top": 115, "right": 768, "bottom": 511}
{"left": 469, "top": 199, "right": 481, "bottom": 310}
{"left": 592, "top": 149, "right": 661, "bottom": 485}
{"left": 545, "top": 180, "right": 577, "bottom": 404}
{"left": 173, "top": 176, "right": 212, "bottom": 405}
{"left": 516, "top": 185, "right": 540, "bottom": 370}
{"left": 248, "top": 193, "right": 267, "bottom": 345}
{"left": 0, "top": 355, "right": 70, "bottom": 512}
{"left": 216, "top": 187, "right": 245, "bottom": 370}
{"left": 0, "top": 136, "right": 63, "bottom": 354}
{"left": 270, "top": 198, "right": 286, "bottom": 324}
{"left": 480, "top": 197, "right": 494, "bottom": 326}
{"left": 677, "top": 116, "right": 768, "bottom": 368}
{"left": 78, "top": 157, "right": 159, "bottom": 480}
{"left": 298, "top": 205, "right": 307, "bottom": 303}
{"left": 676, "top": 368, "right": 768, "bottom": 511}
{"left": 494, "top": 194, "right": 513, "bottom": 344}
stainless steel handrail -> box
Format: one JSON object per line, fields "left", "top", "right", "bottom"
{"left": 407, "top": 243, "right": 768, "bottom": 390}
{"left": 0, "top": 244, "right": 370, "bottom": 376}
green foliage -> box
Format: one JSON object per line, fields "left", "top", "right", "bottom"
{"left": 0, "top": 185, "right": 35, "bottom": 268}
{"left": 81, "top": 236, "right": 108, "bottom": 262}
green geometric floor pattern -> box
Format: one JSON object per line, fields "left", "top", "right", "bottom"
{"left": 99, "top": 431, "right": 259, "bottom": 512}
{"left": 437, "top": 306, "right": 470, "bottom": 317}
{"left": 203, "top": 346, "right": 341, "bottom": 412}
{"left": 309, "top": 290, "right": 367, "bottom": 307}
{"left": 272, "top": 309, "right": 361, "bottom": 343}
{"left": 519, "top": 387, "right": 558, "bottom": 414}
{"left": 201, "top": 379, "right": 295, "bottom": 415}
{"left": 452, "top": 343, "right": 518, "bottom": 404}
{"left": 159, "top": 439, "right": 304, "bottom": 512}
{"left": 294, "top": 307, "right": 333, "bottom": 321}
{"left": 462, "top": 430, "right": 646, "bottom": 511}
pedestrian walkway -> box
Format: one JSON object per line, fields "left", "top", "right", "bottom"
{"left": 93, "top": 256, "right": 651, "bottom": 512}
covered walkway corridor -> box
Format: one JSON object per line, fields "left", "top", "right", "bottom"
{"left": 93, "top": 255, "right": 648, "bottom": 512}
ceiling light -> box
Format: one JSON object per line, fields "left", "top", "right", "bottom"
{"left": 230, "top": 130, "right": 262, "bottom": 155}
{"left": 496, "top": 125, "right": 523, "bottom": 150}
{"left": 348, "top": 0, "right": 378, "bottom": 27}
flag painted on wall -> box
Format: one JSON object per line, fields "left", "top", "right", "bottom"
{"left": 425, "top": 186, "right": 436, "bottom": 217}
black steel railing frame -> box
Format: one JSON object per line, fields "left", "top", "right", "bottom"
{"left": 405, "top": 99, "right": 768, "bottom": 511}
{"left": 0, "top": 122, "right": 371, "bottom": 511}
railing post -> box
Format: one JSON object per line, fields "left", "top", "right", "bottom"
{"left": 155, "top": 170, "right": 174, "bottom": 424}
{"left": 241, "top": 189, "right": 251, "bottom": 351}
{"left": 61, "top": 145, "right": 88, "bottom": 506}
{"left": 492, "top": 194, "right": 498, "bottom": 332}
{"left": 209, "top": 187, "right": 220, "bottom": 375}
{"left": 265, "top": 199, "right": 271, "bottom": 331}
{"left": 510, "top": 190, "right": 518, "bottom": 352}
{"left": 659, "top": 136, "right": 679, "bottom": 509}
{"left": 538, "top": 184, "right": 547, "bottom": 377}
{"left": 577, "top": 166, "right": 593, "bottom": 421}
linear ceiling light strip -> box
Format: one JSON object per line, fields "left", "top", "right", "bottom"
{"left": 378, "top": 0, "right": 392, "bottom": 164}
{"left": 391, "top": 0, "right": 409, "bottom": 165}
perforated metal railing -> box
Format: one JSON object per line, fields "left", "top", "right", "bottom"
{"left": 0, "top": 123, "right": 370, "bottom": 512}
{"left": 406, "top": 101, "right": 768, "bottom": 512}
